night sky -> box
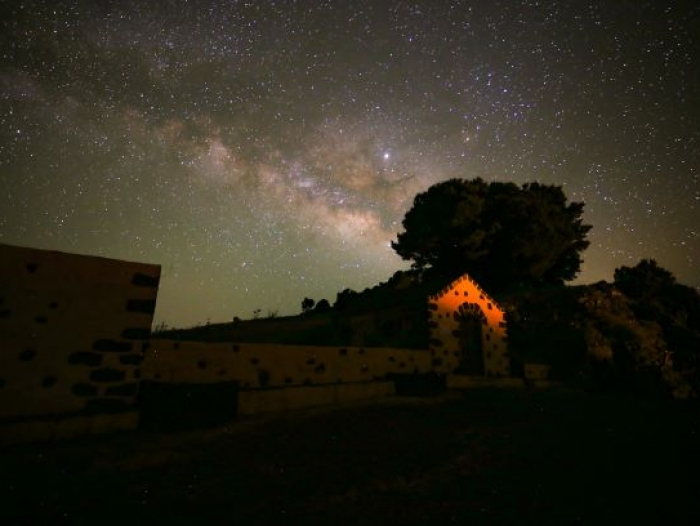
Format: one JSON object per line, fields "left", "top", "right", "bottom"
{"left": 1, "top": 1, "right": 698, "bottom": 328}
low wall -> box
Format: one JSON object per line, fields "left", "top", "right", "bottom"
{"left": 139, "top": 340, "right": 440, "bottom": 424}
{"left": 142, "top": 340, "right": 444, "bottom": 388}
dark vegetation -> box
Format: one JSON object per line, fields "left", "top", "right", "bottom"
{"left": 391, "top": 178, "right": 591, "bottom": 291}
{"left": 504, "top": 259, "right": 700, "bottom": 399}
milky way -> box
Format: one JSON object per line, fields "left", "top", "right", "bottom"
{"left": 1, "top": 0, "right": 698, "bottom": 327}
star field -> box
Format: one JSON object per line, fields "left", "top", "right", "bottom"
{"left": 1, "top": 0, "right": 698, "bottom": 327}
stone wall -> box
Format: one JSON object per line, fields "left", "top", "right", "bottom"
{"left": 143, "top": 341, "right": 443, "bottom": 387}
{"left": 0, "top": 243, "right": 160, "bottom": 444}
{"left": 141, "top": 341, "right": 446, "bottom": 421}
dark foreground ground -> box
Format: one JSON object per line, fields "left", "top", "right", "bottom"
{"left": 2, "top": 388, "right": 699, "bottom": 525}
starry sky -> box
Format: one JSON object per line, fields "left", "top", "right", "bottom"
{"left": 1, "top": 0, "right": 698, "bottom": 328}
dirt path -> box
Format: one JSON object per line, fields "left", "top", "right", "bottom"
{"left": 2, "top": 389, "right": 698, "bottom": 524}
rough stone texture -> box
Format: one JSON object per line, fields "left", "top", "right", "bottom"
{"left": 72, "top": 383, "right": 98, "bottom": 397}
{"left": 104, "top": 382, "right": 139, "bottom": 397}
{"left": 118, "top": 354, "right": 144, "bottom": 366}
{"left": 0, "top": 243, "right": 159, "bottom": 441}
{"left": 84, "top": 398, "right": 130, "bottom": 414}
{"left": 142, "top": 341, "right": 434, "bottom": 389}
{"left": 67, "top": 352, "right": 104, "bottom": 367}
{"left": 90, "top": 368, "right": 127, "bottom": 383}
{"left": 92, "top": 339, "right": 134, "bottom": 352}
{"left": 121, "top": 327, "right": 151, "bottom": 340}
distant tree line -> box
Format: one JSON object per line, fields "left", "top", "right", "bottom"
{"left": 300, "top": 297, "right": 331, "bottom": 314}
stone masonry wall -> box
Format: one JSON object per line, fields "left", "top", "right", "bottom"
{"left": 143, "top": 341, "right": 443, "bottom": 388}
{"left": 0, "top": 243, "right": 160, "bottom": 443}
{"left": 141, "top": 341, "right": 448, "bottom": 417}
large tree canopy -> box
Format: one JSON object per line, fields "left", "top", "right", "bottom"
{"left": 391, "top": 178, "right": 592, "bottom": 290}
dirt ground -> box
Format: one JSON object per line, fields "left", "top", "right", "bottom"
{"left": 2, "top": 388, "right": 699, "bottom": 525}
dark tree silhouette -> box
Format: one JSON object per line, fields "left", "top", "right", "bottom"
{"left": 614, "top": 259, "right": 676, "bottom": 300}
{"left": 301, "top": 297, "right": 315, "bottom": 313}
{"left": 615, "top": 259, "right": 700, "bottom": 327}
{"left": 314, "top": 299, "right": 331, "bottom": 312}
{"left": 334, "top": 288, "right": 358, "bottom": 311}
{"left": 392, "top": 178, "right": 591, "bottom": 290}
